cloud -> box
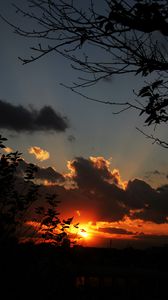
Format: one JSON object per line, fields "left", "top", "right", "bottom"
{"left": 136, "top": 233, "right": 168, "bottom": 240}
{"left": 126, "top": 179, "right": 168, "bottom": 223}
{"left": 62, "top": 157, "right": 168, "bottom": 224}
{"left": 3, "top": 146, "right": 13, "bottom": 153}
{"left": 62, "top": 156, "right": 129, "bottom": 222}
{"left": 28, "top": 146, "right": 50, "bottom": 161}
{"left": 17, "top": 160, "right": 64, "bottom": 183}
{"left": 68, "top": 135, "right": 76, "bottom": 143}
{"left": 134, "top": 233, "right": 168, "bottom": 247}
{"left": 68, "top": 156, "right": 127, "bottom": 190}
{"left": 0, "top": 100, "right": 69, "bottom": 132}
{"left": 15, "top": 155, "right": 168, "bottom": 226}
{"left": 37, "top": 166, "right": 64, "bottom": 183}
{"left": 98, "top": 227, "right": 134, "bottom": 235}
{"left": 144, "top": 169, "right": 165, "bottom": 179}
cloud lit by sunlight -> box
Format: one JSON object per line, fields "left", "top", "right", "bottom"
{"left": 111, "top": 168, "right": 128, "bottom": 190}
{"left": 16, "top": 153, "right": 168, "bottom": 248}
{"left": 90, "top": 156, "right": 111, "bottom": 169}
{"left": 28, "top": 146, "right": 50, "bottom": 161}
{"left": 3, "top": 146, "right": 13, "bottom": 153}
{"left": 24, "top": 214, "right": 168, "bottom": 247}
{"left": 76, "top": 210, "right": 81, "bottom": 217}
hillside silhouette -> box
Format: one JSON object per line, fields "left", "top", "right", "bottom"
{"left": 1, "top": 242, "right": 168, "bottom": 300}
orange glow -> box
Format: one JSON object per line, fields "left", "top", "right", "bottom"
{"left": 43, "top": 179, "right": 57, "bottom": 186}
{"left": 42, "top": 179, "right": 64, "bottom": 187}
{"left": 63, "top": 156, "right": 128, "bottom": 191}
{"left": 90, "top": 156, "right": 127, "bottom": 190}
{"left": 24, "top": 215, "right": 168, "bottom": 247}
{"left": 76, "top": 210, "right": 81, "bottom": 217}
{"left": 111, "top": 168, "right": 128, "bottom": 190}
{"left": 28, "top": 146, "right": 50, "bottom": 161}
{"left": 65, "top": 160, "right": 76, "bottom": 179}
{"left": 3, "top": 146, "right": 13, "bottom": 153}
{"left": 78, "top": 225, "right": 91, "bottom": 240}
{"left": 25, "top": 220, "right": 93, "bottom": 245}
{"left": 90, "top": 156, "right": 111, "bottom": 169}
{"left": 67, "top": 223, "right": 92, "bottom": 243}
{"left": 79, "top": 229, "right": 88, "bottom": 238}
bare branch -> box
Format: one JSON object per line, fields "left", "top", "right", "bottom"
{"left": 1, "top": 0, "right": 168, "bottom": 148}
{"left": 136, "top": 127, "right": 168, "bottom": 149}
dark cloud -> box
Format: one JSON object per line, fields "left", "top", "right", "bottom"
{"left": 98, "top": 227, "right": 134, "bottom": 235}
{"left": 17, "top": 160, "right": 64, "bottom": 183}
{"left": 68, "top": 157, "right": 128, "bottom": 221}
{"left": 37, "top": 166, "right": 64, "bottom": 183}
{"left": 67, "top": 135, "right": 76, "bottom": 143}
{"left": 0, "top": 100, "right": 69, "bottom": 132}
{"left": 71, "top": 157, "right": 119, "bottom": 189}
{"left": 66, "top": 158, "right": 168, "bottom": 224}
{"left": 153, "top": 170, "right": 161, "bottom": 175}
{"left": 135, "top": 233, "right": 168, "bottom": 247}
{"left": 144, "top": 169, "right": 165, "bottom": 179}
{"left": 14, "top": 156, "right": 168, "bottom": 225}
{"left": 136, "top": 233, "right": 168, "bottom": 240}
{"left": 126, "top": 179, "right": 168, "bottom": 223}
{"left": 157, "top": 184, "right": 168, "bottom": 192}
{"left": 126, "top": 179, "right": 156, "bottom": 210}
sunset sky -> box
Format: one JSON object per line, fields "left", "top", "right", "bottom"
{"left": 0, "top": 1, "right": 168, "bottom": 248}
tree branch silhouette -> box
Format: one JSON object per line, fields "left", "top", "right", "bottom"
{"left": 1, "top": 0, "right": 168, "bottom": 147}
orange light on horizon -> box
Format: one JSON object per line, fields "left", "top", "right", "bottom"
{"left": 22, "top": 214, "right": 168, "bottom": 248}
{"left": 79, "top": 228, "right": 88, "bottom": 238}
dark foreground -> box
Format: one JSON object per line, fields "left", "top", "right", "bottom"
{"left": 1, "top": 243, "right": 168, "bottom": 300}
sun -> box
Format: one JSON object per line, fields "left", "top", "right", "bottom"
{"left": 77, "top": 223, "right": 93, "bottom": 241}
{"left": 79, "top": 228, "right": 89, "bottom": 239}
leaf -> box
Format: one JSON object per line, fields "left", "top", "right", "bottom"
{"left": 108, "top": 11, "right": 114, "bottom": 20}
{"left": 105, "top": 22, "right": 114, "bottom": 33}
{"left": 152, "top": 80, "right": 163, "bottom": 90}
{"left": 74, "top": 223, "right": 79, "bottom": 228}
{"left": 99, "top": 20, "right": 105, "bottom": 29}
{"left": 145, "top": 116, "right": 153, "bottom": 125}
{"left": 138, "top": 85, "right": 150, "bottom": 96}
{"left": 63, "top": 217, "right": 74, "bottom": 225}
{"left": 141, "top": 91, "right": 151, "bottom": 97}
{"left": 80, "top": 33, "right": 87, "bottom": 46}
{"left": 96, "top": 15, "right": 104, "bottom": 20}
{"left": 139, "top": 109, "right": 145, "bottom": 116}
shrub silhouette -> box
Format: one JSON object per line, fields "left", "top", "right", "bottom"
{"left": 0, "top": 134, "right": 74, "bottom": 246}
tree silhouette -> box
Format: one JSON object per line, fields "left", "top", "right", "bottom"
{"left": 0, "top": 135, "right": 24, "bottom": 243}
{"left": 1, "top": 0, "right": 168, "bottom": 146}
{"left": 0, "top": 134, "right": 75, "bottom": 246}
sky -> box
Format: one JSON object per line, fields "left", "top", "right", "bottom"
{"left": 0, "top": 0, "right": 168, "bottom": 248}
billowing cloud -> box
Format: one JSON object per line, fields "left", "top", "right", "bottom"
{"left": 62, "top": 157, "right": 168, "bottom": 224}
{"left": 63, "top": 156, "right": 128, "bottom": 222}
{"left": 126, "top": 179, "right": 168, "bottom": 223}
{"left": 15, "top": 155, "right": 168, "bottom": 230}
{"left": 68, "top": 156, "right": 127, "bottom": 190}
{"left": 28, "top": 146, "right": 50, "bottom": 161}
{"left": 12, "top": 154, "right": 168, "bottom": 247}
{"left": 0, "top": 100, "right": 69, "bottom": 132}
